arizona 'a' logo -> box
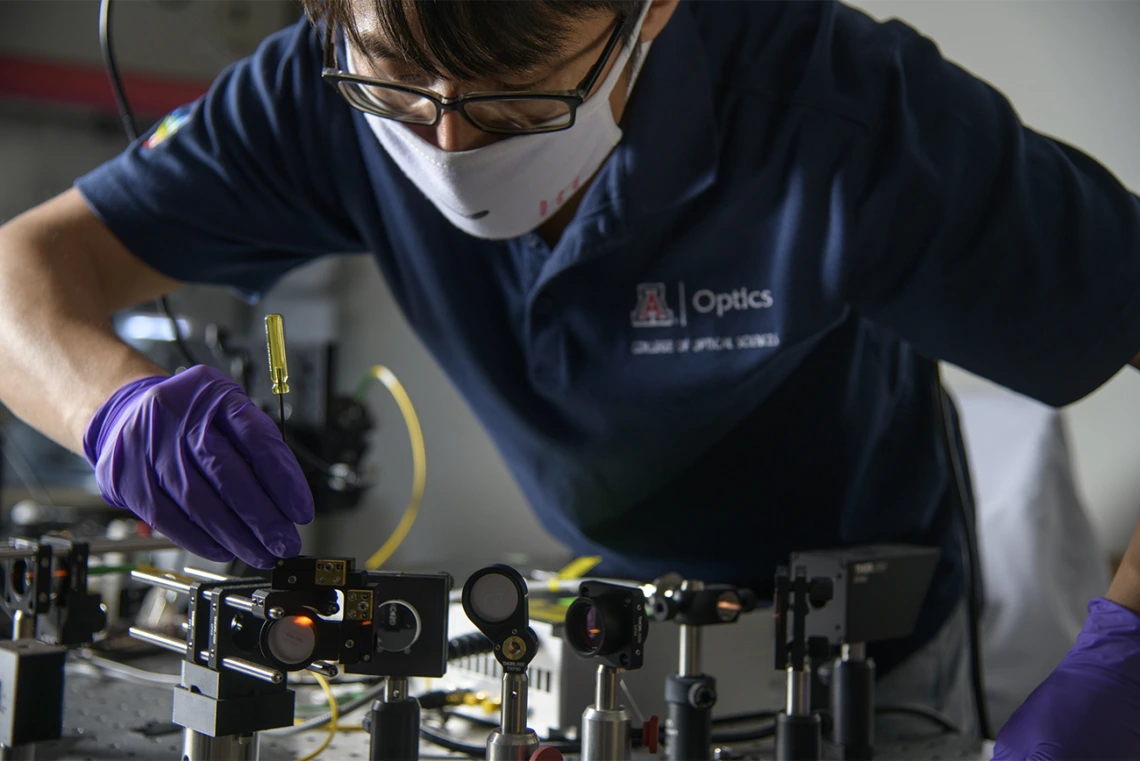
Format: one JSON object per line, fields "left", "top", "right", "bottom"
{"left": 630, "top": 283, "right": 675, "bottom": 328}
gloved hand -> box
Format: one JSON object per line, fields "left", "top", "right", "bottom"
{"left": 84, "top": 365, "right": 313, "bottom": 568}
{"left": 992, "top": 597, "right": 1140, "bottom": 760}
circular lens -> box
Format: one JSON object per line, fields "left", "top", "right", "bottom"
{"left": 565, "top": 599, "right": 605, "bottom": 655}
{"left": 716, "top": 591, "right": 743, "bottom": 622}
{"left": 375, "top": 600, "right": 422, "bottom": 653}
{"left": 265, "top": 615, "right": 317, "bottom": 666}
{"left": 583, "top": 605, "right": 604, "bottom": 649}
{"left": 469, "top": 573, "right": 519, "bottom": 624}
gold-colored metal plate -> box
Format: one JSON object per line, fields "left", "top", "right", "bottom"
{"left": 314, "top": 559, "right": 347, "bottom": 586}
{"left": 344, "top": 589, "right": 374, "bottom": 621}
{"left": 502, "top": 635, "right": 527, "bottom": 661}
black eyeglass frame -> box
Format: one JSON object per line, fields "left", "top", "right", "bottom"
{"left": 320, "top": 17, "right": 629, "bottom": 135}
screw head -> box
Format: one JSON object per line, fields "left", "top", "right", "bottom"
{"left": 345, "top": 639, "right": 355, "bottom": 649}
{"left": 502, "top": 636, "right": 527, "bottom": 661}
{"left": 287, "top": 575, "right": 297, "bottom": 584}
{"left": 363, "top": 655, "right": 372, "bottom": 662}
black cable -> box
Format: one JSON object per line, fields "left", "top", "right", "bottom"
{"left": 97, "top": 0, "right": 137, "bottom": 142}
{"left": 448, "top": 631, "right": 495, "bottom": 661}
{"left": 876, "top": 703, "right": 961, "bottom": 735}
{"left": 712, "top": 710, "right": 778, "bottom": 726}
{"left": 711, "top": 725, "right": 777, "bottom": 743}
{"left": 98, "top": 0, "right": 199, "bottom": 371}
{"left": 419, "top": 725, "right": 486, "bottom": 757}
{"left": 934, "top": 367, "right": 994, "bottom": 740}
{"left": 418, "top": 718, "right": 780, "bottom": 756}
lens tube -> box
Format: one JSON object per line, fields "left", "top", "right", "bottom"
{"left": 565, "top": 581, "right": 648, "bottom": 671}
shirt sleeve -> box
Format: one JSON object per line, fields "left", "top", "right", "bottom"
{"left": 837, "top": 13, "right": 1140, "bottom": 407}
{"left": 74, "top": 18, "right": 366, "bottom": 300}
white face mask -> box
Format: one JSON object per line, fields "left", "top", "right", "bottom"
{"left": 355, "top": 3, "right": 653, "bottom": 240}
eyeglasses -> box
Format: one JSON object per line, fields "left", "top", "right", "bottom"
{"left": 320, "top": 19, "right": 627, "bottom": 135}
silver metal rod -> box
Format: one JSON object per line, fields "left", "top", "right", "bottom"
{"left": 385, "top": 676, "right": 409, "bottom": 702}
{"left": 217, "top": 656, "right": 284, "bottom": 684}
{"left": 596, "top": 665, "right": 619, "bottom": 711}
{"left": 11, "top": 610, "right": 34, "bottom": 640}
{"left": 129, "top": 627, "right": 189, "bottom": 655}
{"left": 307, "top": 661, "right": 339, "bottom": 678}
{"left": 841, "top": 642, "right": 866, "bottom": 662}
{"left": 182, "top": 567, "right": 233, "bottom": 582}
{"left": 786, "top": 666, "right": 811, "bottom": 716}
{"left": 87, "top": 536, "right": 177, "bottom": 554}
{"left": 224, "top": 595, "right": 256, "bottom": 614}
{"left": 0, "top": 548, "right": 34, "bottom": 562}
{"left": 679, "top": 624, "right": 700, "bottom": 676}
{"left": 0, "top": 743, "right": 36, "bottom": 761}
{"left": 0, "top": 538, "right": 175, "bottom": 562}
{"left": 182, "top": 729, "right": 259, "bottom": 761}
{"left": 501, "top": 672, "right": 528, "bottom": 735}
{"left": 130, "top": 568, "right": 193, "bottom": 595}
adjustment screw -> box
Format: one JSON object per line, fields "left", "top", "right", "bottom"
{"left": 345, "top": 640, "right": 355, "bottom": 649}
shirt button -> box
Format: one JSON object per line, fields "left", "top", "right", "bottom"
{"left": 534, "top": 297, "right": 554, "bottom": 316}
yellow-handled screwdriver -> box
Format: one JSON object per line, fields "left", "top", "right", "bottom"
{"left": 265, "top": 313, "right": 289, "bottom": 437}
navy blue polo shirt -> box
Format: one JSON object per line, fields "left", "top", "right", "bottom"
{"left": 76, "top": 1, "right": 1140, "bottom": 673}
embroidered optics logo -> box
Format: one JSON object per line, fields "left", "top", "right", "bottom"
{"left": 144, "top": 104, "right": 193, "bottom": 149}
{"left": 630, "top": 283, "right": 676, "bottom": 328}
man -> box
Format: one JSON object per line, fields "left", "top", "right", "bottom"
{"left": 0, "top": 0, "right": 1138, "bottom": 755}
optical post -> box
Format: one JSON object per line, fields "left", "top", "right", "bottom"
{"left": 564, "top": 580, "right": 658, "bottom": 761}
{"left": 648, "top": 576, "right": 757, "bottom": 761}
{"left": 462, "top": 564, "right": 563, "bottom": 761}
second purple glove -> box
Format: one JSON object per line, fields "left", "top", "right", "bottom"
{"left": 84, "top": 365, "right": 314, "bottom": 569}
{"left": 992, "top": 596, "right": 1140, "bottom": 760}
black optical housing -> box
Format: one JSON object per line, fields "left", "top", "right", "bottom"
{"left": 564, "top": 581, "right": 648, "bottom": 671}
{"left": 461, "top": 564, "right": 538, "bottom": 673}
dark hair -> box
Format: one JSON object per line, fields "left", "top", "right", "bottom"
{"left": 305, "top": 0, "right": 642, "bottom": 82}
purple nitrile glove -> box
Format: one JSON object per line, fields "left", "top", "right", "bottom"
{"left": 992, "top": 597, "right": 1140, "bottom": 760}
{"left": 83, "top": 365, "right": 314, "bottom": 569}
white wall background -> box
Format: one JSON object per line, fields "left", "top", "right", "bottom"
{"left": 2, "top": 0, "right": 1139, "bottom": 572}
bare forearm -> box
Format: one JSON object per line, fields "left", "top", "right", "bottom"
{"left": 1107, "top": 520, "right": 1140, "bottom": 614}
{"left": 0, "top": 198, "right": 171, "bottom": 454}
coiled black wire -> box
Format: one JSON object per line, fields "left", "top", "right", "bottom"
{"left": 97, "top": 0, "right": 200, "bottom": 370}
{"left": 448, "top": 631, "right": 495, "bottom": 661}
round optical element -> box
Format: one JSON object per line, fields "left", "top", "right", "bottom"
{"left": 265, "top": 615, "right": 317, "bottom": 666}
{"left": 375, "top": 600, "right": 422, "bottom": 653}
{"left": 716, "top": 591, "right": 743, "bottom": 622}
{"left": 469, "top": 573, "right": 519, "bottom": 624}
{"left": 564, "top": 599, "right": 606, "bottom": 656}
